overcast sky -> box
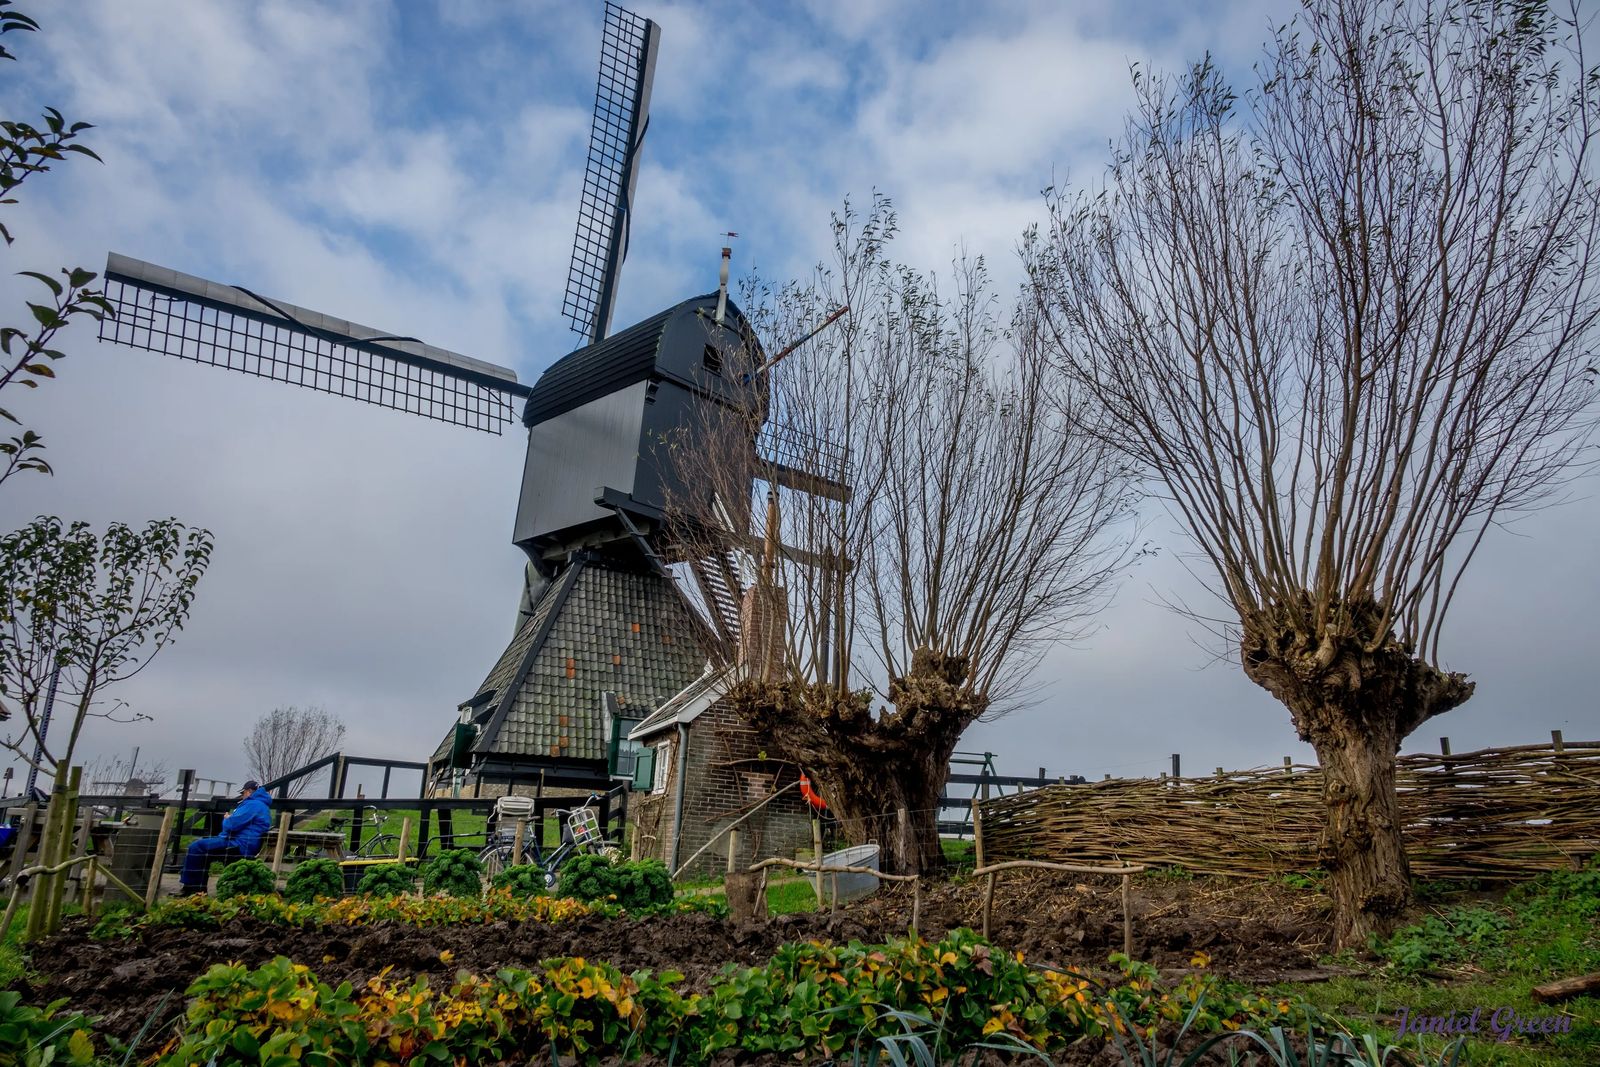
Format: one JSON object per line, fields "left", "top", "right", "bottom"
{"left": 0, "top": 0, "right": 1593, "bottom": 798}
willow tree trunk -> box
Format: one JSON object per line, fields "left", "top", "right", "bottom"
{"left": 729, "top": 649, "right": 984, "bottom": 876}
{"left": 1243, "top": 605, "right": 1474, "bottom": 949}
{"left": 1300, "top": 711, "right": 1410, "bottom": 948}
{"left": 804, "top": 733, "right": 959, "bottom": 876}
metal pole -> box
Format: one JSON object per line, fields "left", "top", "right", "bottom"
{"left": 170, "top": 769, "right": 194, "bottom": 870}
{"left": 25, "top": 665, "right": 60, "bottom": 799}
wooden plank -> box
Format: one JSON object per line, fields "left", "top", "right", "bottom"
{"left": 1532, "top": 972, "right": 1600, "bottom": 1004}
{"left": 145, "top": 807, "right": 176, "bottom": 906}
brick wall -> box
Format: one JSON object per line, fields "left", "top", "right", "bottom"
{"left": 629, "top": 703, "right": 815, "bottom": 878}
{"left": 672, "top": 702, "right": 814, "bottom": 878}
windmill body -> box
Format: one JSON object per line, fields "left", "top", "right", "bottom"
{"left": 514, "top": 292, "right": 763, "bottom": 572}
{"left": 90, "top": 4, "right": 839, "bottom": 793}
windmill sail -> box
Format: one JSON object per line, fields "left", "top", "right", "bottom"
{"left": 562, "top": 2, "right": 661, "bottom": 346}
{"left": 99, "top": 253, "right": 530, "bottom": 433}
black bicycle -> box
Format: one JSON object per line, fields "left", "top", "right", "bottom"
{"left": 477, "top": 789, "right": 621, "bottom": 889}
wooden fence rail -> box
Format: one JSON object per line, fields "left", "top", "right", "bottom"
{"left": 980, "top": 737, "right": 1600, "bottom": 880}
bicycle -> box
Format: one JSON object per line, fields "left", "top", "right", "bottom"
{"left": 477, "top": 790, "right": 622, "bottom": 890}
{"left": 351, "top": 809, "right": 405, "bottom": 859}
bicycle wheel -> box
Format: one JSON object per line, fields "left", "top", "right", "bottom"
{"left": 479, "top": 844, "right": 512, "bottom": 881}
{"left": 358, "top": 834, "right": 399, "bottom": 859}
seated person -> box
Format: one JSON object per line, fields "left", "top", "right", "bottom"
{"left": 179, "top": 780, "right": 272, "bottom": 895}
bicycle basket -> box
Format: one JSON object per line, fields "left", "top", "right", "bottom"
{"left": 567, "top": 805, "right": 602, "bottom": 848}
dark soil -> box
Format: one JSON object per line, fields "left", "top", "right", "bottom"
{"left": 19, "top": 871, "right": 1335, "bottom": 1059}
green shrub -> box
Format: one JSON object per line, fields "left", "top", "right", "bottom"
{"left": 422, "top": 848, "right": 483, "bottom": 898}
{"left": 490, "top": 863, "right": 547, "bottom": 898}
{"left": 356, "top": 863, "right": 416, "bottom": 897}
{"left": 283, "top": 858, "right": 345, "bottom": 903}
{"left": 214, "top": 858, "right": 275, "bottom": 900}
{"left": 557, "top": 852, "right": 614, "bottom": 902}
{"left": 611, "top": 858, "right": 673, "bottom": 910}
{"left": 558, "top": 854, "right": 673, "bottom": 909}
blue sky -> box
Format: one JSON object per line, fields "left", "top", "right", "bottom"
{"left": 0, "top": 0, "right": 1593, "bottom": 794}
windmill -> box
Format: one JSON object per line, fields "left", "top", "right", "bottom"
{"left": 93, "top": 4, "right": 846, "bottom": 790}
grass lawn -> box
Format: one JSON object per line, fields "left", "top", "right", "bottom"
{"left": 1271, "top": 868, "right": 1600, "bottom": 1066}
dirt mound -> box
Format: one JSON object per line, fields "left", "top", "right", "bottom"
{"left": 20, "top": 872, "right": 1329, "bottom": 1052}
{"left": 861, "top": 869, "right": 1329, "bottom": 979}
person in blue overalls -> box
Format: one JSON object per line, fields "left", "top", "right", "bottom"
{"left": 179, "top": 780, "right": 273, "bottom": 895}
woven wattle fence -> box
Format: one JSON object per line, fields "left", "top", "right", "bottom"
{"left": 979, "top": 739, "right": 1600, "bottom": 880}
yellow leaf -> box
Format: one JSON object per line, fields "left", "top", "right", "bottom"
{"left": 982, "top": 1017, "right": 1004, "bottom": 1036}
{"left": 67, "top": 1030, "right": 94, "bottom": 1060}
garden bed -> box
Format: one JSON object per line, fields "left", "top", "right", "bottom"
{"left": 20, "top": 870, "right": 1328, "bottom": 1049}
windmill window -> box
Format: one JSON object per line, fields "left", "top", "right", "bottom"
{"left": 702, "top": 344, "right": 723, "bottom": 376}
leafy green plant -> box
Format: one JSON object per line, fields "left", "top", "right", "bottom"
{"left": 611, "top": 858, "right": 673, "bottom": 909}
{"left": 558, "top": 851, "right": 616, "bottom": 902}
{"left": 213, "top": 858, "right": 275, "bottom": 900}
{"left": 558, "top": 854, "right": 673, "bottom": 909}
{"left": 422, "top": 848, "right": 483, "bottom": 898}
{"left": 0, "top": 989, "right": 99, "bottom": 1065}
{"left": 1375, "top": 905, "right": 1509, "bottom": 976}
{"left": 489, "top": 863, "right": 546, "bottom": 898}
{"left": 1278, "top": 870, "right": 1325, "bottom": 892}
{"left": 282, "top": 858, "right": 344, "bottom": 903}
{"left": 355, "top": 862, "right": 415, "bottom": 897}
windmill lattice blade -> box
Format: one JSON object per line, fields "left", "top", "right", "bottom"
{"left": 562, "top": 2, "right": 660, "bottom": 345}
{"left": 756, "top": 421, "right": 852, "bottom": 502}
{"left": 100, "top": 253, "right": 530, "bottom": 434}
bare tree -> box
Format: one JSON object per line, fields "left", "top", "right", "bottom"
{"left": 673, "top": 196, "right": 1139, "bottom": 874}
{"left": 243, "top": 705, "right": 346, "bottom": 797}
{"left": 1028, "top": 0, "right": 1600, "bottom": 945}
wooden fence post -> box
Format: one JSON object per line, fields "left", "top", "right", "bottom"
{"left": 25, "top": 789, "right": 63, "bottom": 940}
{"left": 981, "top": 869, "right": 996, "bottom": 937}
{"left": 1122, "top": 874, "right": 1133, "bottom": 957}
{"left": 270, "top": 812, "right": 293, "bottom": 877}
{"left": 6, "top": 802, "right": 36, "bottom": 886}
{"left": 81, "top": 857, "right": 98, "bottom": 920}
{"left": 975, "top": 774, "right": 991, "bottom": 868}
{"left": 146, "top": 806, "right": 177, "bottom": 907}
{"left": 811, "top": 819, "right": 824, "bottom": 907}
{"left": 511, "top": 819, "right": 527, "bottom": 867}
{"left": 726, "top": 828, "right": 738, "bottom": 874}
{"left": 973, "top": 795, "right": 987, "bottom": 872}
{"left": 397, "top": 817, "right": 412, "bottom": 863}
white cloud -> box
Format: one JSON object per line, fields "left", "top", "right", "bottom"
{"left": 0, "top": 0, "right": 1592, "bottom": 793}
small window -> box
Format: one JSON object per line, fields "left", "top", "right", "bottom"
{"left": 702, "top": 344, "right": 723, "bottom": 376}
{"left": 608, "top": 715, "right": 645, "bottom": 779}
{"left": 652, "top": 741, "right": 671, "bottom": 793}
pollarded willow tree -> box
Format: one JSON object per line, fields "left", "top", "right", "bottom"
{"left": 1028, "top": 0, "right": 1600, "bottom": 945}
{"left": 674, "top": 197, "right": 1140, "bottom": 874}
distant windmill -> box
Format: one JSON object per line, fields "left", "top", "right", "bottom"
{"left": 93, "top": 4, "right": 846, "bottom": 789}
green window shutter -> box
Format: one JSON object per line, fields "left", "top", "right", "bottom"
{"left": 450, "top": 723, "right": 478, "bottom": 768}
{"left": 632, "top": 747, "right": 655, "bottom": 792}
